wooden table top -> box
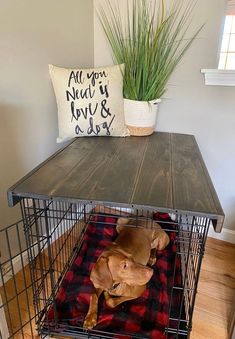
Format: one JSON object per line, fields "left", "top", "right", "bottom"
{"left": 8, "top": 132, "right": 224, "bottom": 231}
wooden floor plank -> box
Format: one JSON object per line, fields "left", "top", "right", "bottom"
{"left": 191, "top": 311, "right": 228, "bottom": 339}
{"left": 191, "top": 237, "right": 235, "bottom": 339}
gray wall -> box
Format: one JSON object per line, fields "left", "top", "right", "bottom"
{"left": 0, "top": 0, "right": 94, "bottom": 228}
{"left": 94, "top": 0, "right": 235, "bottom": 232}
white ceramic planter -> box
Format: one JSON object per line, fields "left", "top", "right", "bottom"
{"left": 124, "top": 98, "right": 161, "bottom": 136}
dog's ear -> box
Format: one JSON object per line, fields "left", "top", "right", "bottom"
{"left": 90, "top": 256, "right": 113, "bottom": 290}
{"left": 151, "top": 229, "right": 170, "bottom": 250}
{"left": 116, "top": 217, "right": 129, "bottom": 233}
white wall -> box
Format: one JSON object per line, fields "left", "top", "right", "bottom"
{"left": 0, "top": 0, "right": 94, "bottom": 227}
{"left": 94, "top": 0, "right": 235, "bottom": 232}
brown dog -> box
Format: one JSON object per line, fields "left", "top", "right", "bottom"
{"left": 83, "top": 217, "right": 169, "bottom": 329}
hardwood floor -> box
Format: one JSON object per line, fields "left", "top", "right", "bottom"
{"left": 1, "top": 236, "right": 234, "bottom": 339}
{"left": 191, "top": 237, "right": 235, "bottom": 339}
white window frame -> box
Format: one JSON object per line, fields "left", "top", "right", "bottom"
{"left": 218, "top": 14, "right": 235, "bottom": 70}
{"left": 201, "top": 4, "right": 235, "bottom": 86}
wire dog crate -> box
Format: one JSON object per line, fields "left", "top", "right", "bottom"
{"left": 1, "top": 200, "right": 210, "bottom": 339}
{"left": 1, "top": 132, "right": 224, "bottom": 339}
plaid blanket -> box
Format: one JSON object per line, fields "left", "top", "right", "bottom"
{"left": 46, "top": 212, "right": 183, "bottom": 338}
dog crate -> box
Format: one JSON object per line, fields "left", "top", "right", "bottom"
{"left": 1, "top": 132, "right": 224, "bottom": 339}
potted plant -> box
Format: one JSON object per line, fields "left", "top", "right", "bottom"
{"left": 98, "top": 0, "right": 203, "bottom": 136}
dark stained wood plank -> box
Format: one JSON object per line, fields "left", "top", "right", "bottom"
{"left": 7, "top": 132, "right": 224, "bottom": 231}
{"left": 7, "top": 140, "right": 76, "bottom": 206}
{"left": 190, "top": 137, "right": 225, "bottom": 231}
{"left": 75, "top": 136, "right": 148, "bottom": 204}
{"left": 52, "top": 136, "right": 123, "bottom": 199}
{"left": 9, "top": 137, "right": 112, "bottom": 202}
{"left": 132, "top": 132, "right": 173, "bottom": 209}
{"left": 171, "top": 134, "right": 224, "bottom": 229}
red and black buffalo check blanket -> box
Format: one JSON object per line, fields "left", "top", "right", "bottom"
{"left": 46, "top": 212, "right": 183, "bottom": 338}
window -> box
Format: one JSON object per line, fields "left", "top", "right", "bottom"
{"left": 218, "top": 15, "right": 235, "bottom": 69}
{"left": 201, "top": 0, "right": 235, "bottom": 86}
{"left": 218, "top": 0, "right": 235, "bottom": 69}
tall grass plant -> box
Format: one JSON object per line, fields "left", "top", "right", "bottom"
{"left": 98, "top": 0, "right": 203, "bottom": 101}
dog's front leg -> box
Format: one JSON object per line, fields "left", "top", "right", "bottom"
{"left": 104, "top": 285, "right": 146, "bottom": 308}
{"left": 83, "top": 288, "right": 103, "bottom": 330}
{"left": 104, "top": 293, "right": 137, "bottom": 308}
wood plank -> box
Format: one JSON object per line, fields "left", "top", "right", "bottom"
{"left": 75, "top": 136, "right": 148, "bottom": 204}
{"left": 171, "top": 134, "right": 223, "bottom": 219}
{"left": 202, "top": 238, "right": 235, "bottom": 278}
{"left": 191, "top": 311, "right": 228, "bottom": 339}
{"left": 7, "top": 139, "right": 76, "bottom": 206}
{"left": 132, "top": 132, "right": 173, "bottom": 209}
{"left": 191, "top": 237, "right": 235, "bottom": 339}
{"left": 190, "top": 137, "right": 225, "bottom": 231}
{"left": 7, "top": 133, "right": 224, "bottom": 229}
{"left": 0, "top": 294, "right": 10, "bottom": 339}
{"left": 197, "top": 270, "right": 235, "bottom": 303}
{"left": 52, "top": 136, "right": 123, "bottom": 200}
{"left": 194, "top": 293, "right": 233, "bottom": 322}
{"left": 11, "top": 137, "right": 112, "bottom": 200}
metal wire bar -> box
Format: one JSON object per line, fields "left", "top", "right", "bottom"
{"left": 0, "top": 200, "right": 210, "bottom": 339}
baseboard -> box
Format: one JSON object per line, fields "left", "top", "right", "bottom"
{"left": 0, "top": 244, "right": 35, "bottom": 286}
{"left": 0, "top": 204, "right": 93, "bottom": 287}
{"left": 0, "top": 218, "right": 76, "bottom": 287}
{"left": 208, "top": 225, "right": 235, "bottom": 244}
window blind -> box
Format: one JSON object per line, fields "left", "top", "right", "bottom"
{"left": 227, "top": 0, "right": 235, "bottom": 15}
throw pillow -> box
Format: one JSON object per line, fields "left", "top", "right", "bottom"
{"left": 49, "top": 64, "right": 129, "bottom": 142}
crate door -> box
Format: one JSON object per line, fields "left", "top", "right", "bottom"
{"left": 0, "top": 219, "right": 38, "bottom": 339}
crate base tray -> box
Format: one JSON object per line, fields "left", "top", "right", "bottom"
{"left": 41, "top": 212, "right": 187, "bottom": 339}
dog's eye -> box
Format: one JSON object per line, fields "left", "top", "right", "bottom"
{"left": 112, "top": 282, "right": 120, "bottom": 289}
{"left": 123, "top": 262, "right": 128, "bottom": 269}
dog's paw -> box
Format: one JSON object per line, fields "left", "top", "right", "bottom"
{"left": 83, "top": 313, "right": 97, "bottom": 330}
